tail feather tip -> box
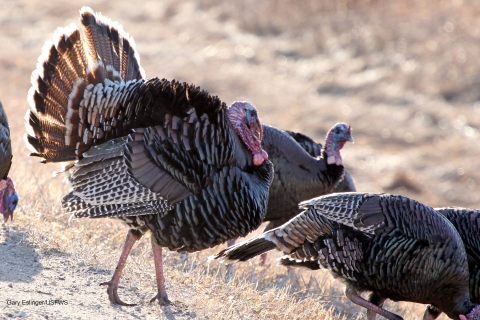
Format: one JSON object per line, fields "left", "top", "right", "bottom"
{"left": 207, "top": 254, "right": 238, "bottom": 265}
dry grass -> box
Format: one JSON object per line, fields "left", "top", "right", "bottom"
{"left": 2, "top": 0, "right": 480, "bottom": 319}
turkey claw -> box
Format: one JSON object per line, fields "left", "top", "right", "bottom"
{"left": 100, "top": 281, "right": 136, "bottom": 306}
{"left": 149, "top": 294, "right": 172, "bottom": 306}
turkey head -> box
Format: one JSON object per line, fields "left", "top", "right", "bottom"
{"left": 325, "top": 122, "right": 353, "bottom": 166}
{"left": 227, "top": 101, "right": 268, "bottom": 166}
{"left": 0, "top": 177, "right": 18, "bottom": 222}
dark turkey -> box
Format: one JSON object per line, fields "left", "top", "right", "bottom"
{"left": 0, "top": 101, "right": 18, "bottom": 222}
{"left": 229, "top": 124, "right": 354, "bottom": 263}
{"left": 282, "top": 128, "right": 355, "bottom": 193}
{"left": 213, "top": 192, "right": 480, "bottom": 320}
{"left": 25, "top": 7, "right": 273, "bottom": 306}
{"left": 261, "top": 124, "right": 354, "bottom": 231}
{"left": 418, "top": 207, "right": 480, "bottom": 320}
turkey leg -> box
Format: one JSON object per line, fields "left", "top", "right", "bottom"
{"left": 100, "top": 229, "right": 142, "bottom": 306}
{"left": 345, "top": 285, "right": 403, "bottom": 320}
{"left": 149, "top": 235, "right": 171, "bottom": 305}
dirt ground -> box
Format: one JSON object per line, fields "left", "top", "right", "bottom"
{"left": 1, "top": 0, "right": 480, "bottom": 319}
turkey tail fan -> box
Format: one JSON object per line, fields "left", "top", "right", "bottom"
{"left": 25, "top": 24, "right": 86, "bottom": 163}
{"left": 79, "top": 6, "right": 145, "bottom": 81}
{"left": 25, "top": 7, "right": 145, "bottom": 163}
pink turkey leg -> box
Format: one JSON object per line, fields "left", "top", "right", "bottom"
{"left": 149, "top": 236, "right": 171, "bottom": 305}
{"left": 100, "top": 229, "right": 142, "bottom": 306}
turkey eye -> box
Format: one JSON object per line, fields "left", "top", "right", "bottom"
{"left": 335, "top": 129, "right": 340, "bottom": 134}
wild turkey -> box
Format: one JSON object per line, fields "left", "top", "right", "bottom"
{"left": 25, "top": 7, "right": 273, "bottom": 306}
{"left": 229, "top": 124, "right": 354, "bottom": 262}
{"left": 282, "top": 127, "right": 355, "bottom": 192}
{"left": 0, "top": 101, "right": 18, "bottom": 222}
{"left": 261, "top": 124, "right": 354, "bottom": 232}
{"left": 213, "top": 192, "right": 480, "bottom": 320}
{"left": 417, "top": 207, "right": 480, "bottom": 320}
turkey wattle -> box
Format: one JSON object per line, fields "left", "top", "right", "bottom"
{"left": 25, "top": 7, "right": 273, "bottom": 306}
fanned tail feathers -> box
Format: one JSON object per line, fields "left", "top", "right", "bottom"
{"left": 25, "top": 6, "right": 145, "bottom": 163}
{"left": 80, "top": 7, "right": 144, "bottom": 81}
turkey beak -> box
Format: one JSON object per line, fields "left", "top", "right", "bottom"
{"left": 344, "top": 132, "right": 354, "bottom": 143}
{"left": 344, "top": 127, "right": 354, "bottom": 143}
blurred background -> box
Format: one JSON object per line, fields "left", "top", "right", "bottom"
{"left": 1, "top": 0, "right": 480, "bottom": 319}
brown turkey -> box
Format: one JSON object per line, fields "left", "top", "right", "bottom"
{"left": 0, "top": 101, "right": 18, "bottom": 222}
{"left": 25, "top": 7, "right": 273, "bottom": 306}
{"left": 213, "top": 192, "right": 480, "bottom": 320}
{"left": 418, "top": 207, "right": 480, "bottom": 320}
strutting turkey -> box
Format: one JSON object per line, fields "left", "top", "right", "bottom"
{"left": 213, "top": 192, "right": 480, "bottom": 320}
{"left": 417, "top": 207, "right": 480, "bottom": 320}
{"left": 24, "top": 7, "right": 273, "bottom": 306}
{"left": 0, "top": 101, "right": 18, "bottom": 222}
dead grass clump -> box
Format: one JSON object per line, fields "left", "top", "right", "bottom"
{"left": 194, "top": 0, "right": 480, "bottom": 103}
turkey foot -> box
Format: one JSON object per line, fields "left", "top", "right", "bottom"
{"left": 149, "top": 236, "right": 171, "bottom": 305}
{"left": 100, "top": 229, "right": 142, "bottom": 306}
{"left": 100, "top": 280, "right": 136, "bottom": 307}
{"left": 149, "top": 294, "right": 171, "bottom": 306}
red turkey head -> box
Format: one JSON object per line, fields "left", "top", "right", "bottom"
{"left": 324, "top": 122, "right": 353, "bottom": 166}
{"left": 0, "top": 177, "right": 18, "bottom": 222}
{"left": 227, "top": 101, "right": 268, "bottom": 166}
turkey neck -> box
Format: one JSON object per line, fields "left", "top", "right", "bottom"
{"left": 321, "top": 148, "right": 345, "bottom": 187}
{"left": 324, "top": 129, "right": 346, "bottom": 167}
